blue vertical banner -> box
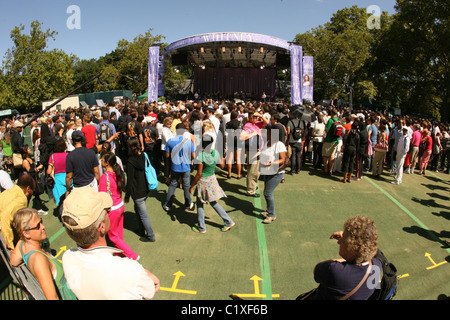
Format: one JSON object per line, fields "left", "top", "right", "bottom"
{"left": 158, "top": 54, "right": 165, "bottom": 97}
{"left": 148, "top": 46, "right": 160, "bottom": 103}
{"left": 302, "top": 56, "right": 313, "bottom": 103}
{"left": 290, "top": 45, "right": 303, "bottom": 105}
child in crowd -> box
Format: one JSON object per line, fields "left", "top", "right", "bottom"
{"left": 99, "top": 151, "right": 139, "bottom": 260}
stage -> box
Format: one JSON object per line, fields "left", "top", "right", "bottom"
{"left": 147, "top": 32, "right": 313, "bottom": 104}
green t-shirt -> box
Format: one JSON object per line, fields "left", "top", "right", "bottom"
{"left": 1, "top": 139, "right": 12, "bottom": 157}
{"left": 197, "top": 150, "right": 219, "bottom": 177}
{"left": 324, "top": 117, "right": 340, "bottom": 143}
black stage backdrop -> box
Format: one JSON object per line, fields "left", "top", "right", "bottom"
{"left": 193, "top": 67, "right": 276, "bottom": 98}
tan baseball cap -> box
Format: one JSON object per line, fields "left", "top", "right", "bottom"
{"left": 62, "top": 187, "right": 113, "bottom": 231}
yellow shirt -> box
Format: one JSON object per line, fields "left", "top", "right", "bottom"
{"left": 0, "top": 185, "right": 27, "bottom": 249}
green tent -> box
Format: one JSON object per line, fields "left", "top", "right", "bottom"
{"left": 137, "top": 91, "right": 148, "bottom": 101}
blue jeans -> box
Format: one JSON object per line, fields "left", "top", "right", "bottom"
{"left": 134, "top": 196, "right": 155, "bottom": 240}
{"left": 196, "top": 197, "right": 233, "bottom": 232}
{"left": 263, "top": 173, "right": 284, "bottom": 217}
{"left": 164, "top": 170, "right": 192, "bottom": 208}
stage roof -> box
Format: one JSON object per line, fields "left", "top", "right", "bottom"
{"left": 164, "top": 32, "right": 292, "bottom": 69}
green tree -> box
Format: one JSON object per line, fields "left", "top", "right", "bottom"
{"left": 294, "top": 6, "right": 391, "bottom": 106}
{"left": 76, "top": 29, "right": 168, "bottom": 96}
{"left": 0, "top": 21, "right": 75, "bottom": 112}
{"left": 71, "top": 58, "right": 102, "bottom": 94}
{"left": 115, "top": 29, "right": 165, "bottom": 95}
{"left": 370, "top": 0, "right": 449, "bottom": 120}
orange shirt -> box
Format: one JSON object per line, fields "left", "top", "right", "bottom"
{"left": 344, "top": 123, "right": 352, "bottom": 133}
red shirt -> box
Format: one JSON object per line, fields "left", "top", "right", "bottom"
{"left": 424, "top": 135, "right": 432, "bottom": 151}
{"left": 81, "top": 124, "right": 97, "bottom": 148}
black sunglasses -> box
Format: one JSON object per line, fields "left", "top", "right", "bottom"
{"left": 25, "top": 218, "right": 43, "bottom": 231}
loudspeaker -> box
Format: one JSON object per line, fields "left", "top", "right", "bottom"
{"left": 276, "top": 54, "right": 290, "bottom": 68}
{"left": 171, "top": 52, "right": 188, "bottom": 66}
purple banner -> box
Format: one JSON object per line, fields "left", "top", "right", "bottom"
{"left": 148, "top": 46, "right": 160, "bottom": 103}
{"left": 164, "top": 32, "right": 291, "bottom": 54}
{"left": 290, "top": 45, "right": 303, "bottom": 105}
{"left": 158, "top": 54, "right": 165, "bottom": 97}
{"left": 302, "top": 56, "right": 313, "bottom": 103}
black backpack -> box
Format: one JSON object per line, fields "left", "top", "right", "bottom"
{"left": 369, "top": 249, "right": 398, "bottom": 300}
{"left": 290, "top": 119, "right": 303, "bottom": 140}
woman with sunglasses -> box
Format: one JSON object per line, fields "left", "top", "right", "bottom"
{"left": 9, "top": 208, "right": 77, "bottom": 300}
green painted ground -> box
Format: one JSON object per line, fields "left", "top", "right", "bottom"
{"left": 1, "top": 161, "right": 450, "bottom": 300}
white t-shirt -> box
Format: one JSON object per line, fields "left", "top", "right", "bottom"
{"left": 259, "top": 141, "right": 287, "bottom": 175}
{"left": 161, "top": 126, "right": 174, "bottom": 151}
{"left": 312, "top": 122, "right": 326, "bottom": 143}
{"left": 66, "top": 128, "right": 75, "bottom": 152}
{"left": 63, "top": 246, "right": 156, "bottom": 300}
{"left": 0, "top": 170, "right": 14, "bottom": 191}
{"left": 208, "top": 115, "right": 221, "bottom": 135}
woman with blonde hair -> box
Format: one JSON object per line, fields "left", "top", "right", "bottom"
{"left": 10, "top": 208, "right": 77, "bottom": 300}
{"left": 202, "top": 120, "right": 217, "bottom": 150}
{"left": 65, "top": 120, "right": 76, "bottom": 152}
{"left": 75, "top": 118, "right": 83, "bottom": 131}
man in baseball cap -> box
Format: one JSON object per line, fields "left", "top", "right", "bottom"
{"left": 61, "top": 187, "right": 160, "bottom": 299}
{"left": 61, "top": 187, "right": 112, "bottom": 232}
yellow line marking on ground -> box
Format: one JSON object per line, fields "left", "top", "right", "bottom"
{"left": 160, "top": 271, "right": 197, "bottom": 295}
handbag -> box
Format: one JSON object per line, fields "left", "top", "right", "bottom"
{"left": 46, "top": 175, "right": 55, "bottom": 189}
{"left": 34, "top": 173, "right": 45, "bottom": 195}
{"left": 296, "top": 287, "right": 318, "bottom": 300}
{"left": 46, "top": 155, "right": 55, "bottom": 189}
{"left": 144, "top": 152, "right": 158, "bottom": 190}
{"left": 374, "top": 132, "right": 389, "bottom": 152}
{"left": 366, "top": 139, "right": 373, "bottom": 157}
{"left": 13, "top": 153, "right": 23, "bottom": 168}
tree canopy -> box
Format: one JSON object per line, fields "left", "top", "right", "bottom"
{"left": 0, "top": 21, "right": 75, "bottom": 112}
{"left": 294, "top": 2, "right": 448, "bottom": 121}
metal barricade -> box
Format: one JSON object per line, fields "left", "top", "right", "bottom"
{"left": 0, "top": 232, "right": 46, "bottom": 300}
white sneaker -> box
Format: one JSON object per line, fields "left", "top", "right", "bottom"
{"left": 37, "top": 209, "right": 48, "bottom": 216}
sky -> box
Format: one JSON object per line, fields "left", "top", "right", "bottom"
{"left": 0, "top": 0, "right": 398, "bottom": 61}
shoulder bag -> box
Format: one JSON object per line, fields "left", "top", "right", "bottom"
{"left": 340, "top": 260, "right": 373, "bottom": 300}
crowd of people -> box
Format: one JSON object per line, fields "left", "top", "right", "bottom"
{"left": 0, "top": 96, "right": 449, "bottom": 300}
